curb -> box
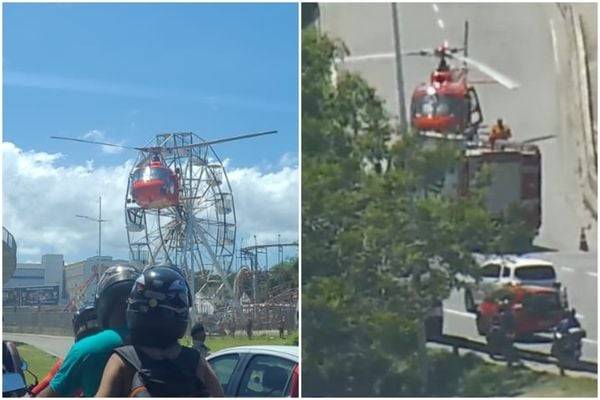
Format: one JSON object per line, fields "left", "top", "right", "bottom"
{"left": 571, "top": 10, "right": 597, "bottom": 220}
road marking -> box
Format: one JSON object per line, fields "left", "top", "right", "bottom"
{"left": 444, "top": 308, "right": 476, "bottom": 319}
{"left": 432, "top": 4, "right": 439, "bottom": 13}
{"left": 437, "top": 19, "right": 445, "bottom": 29}
{"left": 586, "top": 271, "right": 597, "bottom": 277}
{"left": 561, "top": 266, "right": 574, "bottom": 272}
{"left": 343, "top": 52, "right": 395, "bottom": 63}
{"left": 576, "top": 313, "right": 585, "bottom": 320}
{"left": 549, "top": 19, "right": 560, "bottom": 73}
{"left": 583, "top": 338, "right": 598, "bottom": 345}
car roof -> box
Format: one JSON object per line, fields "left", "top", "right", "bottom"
{"left": 206, "top": 345, "right": 299, "bottom": 362}
{"left": 483, "top": 256, "right": 554, "bottom": 268}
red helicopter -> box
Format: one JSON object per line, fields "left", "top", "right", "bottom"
{"left": 406, "top": 22, "right": 519, "bottom": 138}
{"left": 51, "top": 130, "right": 276, "bottom": 210}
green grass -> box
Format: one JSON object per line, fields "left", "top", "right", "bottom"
{"left": 426, "top": 349, "right": 597, "bottom": 397}
{"left": 518, "top": 375, "right": 598, "bottom": 397}
{"left": 181, "top": 331, "right": 298, "bottom": 352}
{"left": 14, "top": 343, "right": 59, "bottom": 386}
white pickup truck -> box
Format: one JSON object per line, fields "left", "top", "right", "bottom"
{"left": 464, "top": 256, "right": 567, "bottom": 312}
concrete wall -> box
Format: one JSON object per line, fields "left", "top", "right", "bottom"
{"left": 3, "top": 309, "right": 73, "bottom": 337}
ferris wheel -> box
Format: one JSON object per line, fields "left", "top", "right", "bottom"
{"left": 125, "top": 132, "right": 240, "bottom": 283}
{"left": 51, "top": 129, "right": 276, "bottom": 312}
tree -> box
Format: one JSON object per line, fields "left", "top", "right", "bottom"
{"left": 302, "top": 28, "right": 532, "bottom": 396}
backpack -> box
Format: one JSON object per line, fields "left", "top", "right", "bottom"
{"left": 113, "top": 345, "right": 209, "bottom": 397}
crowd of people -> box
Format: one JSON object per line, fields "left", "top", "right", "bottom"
{"left": 32, "top": 265, "right": 224, "bottom": 397}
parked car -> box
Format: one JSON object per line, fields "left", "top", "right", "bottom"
{"left": 206, "top": 345, "right": 298, "bottom": 397}
{"left": 475, "top": 285, "right": 566, "bottom": 338}
{"left": 464, "top": 256, "right": 565, "bottom": 312}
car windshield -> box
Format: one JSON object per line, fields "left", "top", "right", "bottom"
{"left": 514, "top": 265, "right": 555, "bottom": 280}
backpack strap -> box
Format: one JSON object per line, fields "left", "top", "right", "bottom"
{"left": 113, "top": 346, "right": 150, "bottom": 397}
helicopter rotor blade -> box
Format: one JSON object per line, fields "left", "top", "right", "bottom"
{"left": 50, "top": 136, "right": 141, "bottom": 151}
{"left": 449, "top": 53, "right": 520, "bottom": 90}
{"left": 170, "top": 130, "right": 277, "bottom": 151}
{"left": 520, "top": 135, "right": 556, "bottom": 144}
{"left": 402, "top": 49, "right": 435, "bottom": 57}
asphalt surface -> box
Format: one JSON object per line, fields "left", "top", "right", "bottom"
{"left": 320, "top": 3, "right": 597, "bottom": 363}
{"left": 3, "top": 332, "right": 73, "bottom": 358}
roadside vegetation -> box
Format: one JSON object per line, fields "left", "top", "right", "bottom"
{"left": 302, "top": 27, "right": 546, "bottom": 396}
{"left": 15, "top": 343, "right": 58, "bottom": 386}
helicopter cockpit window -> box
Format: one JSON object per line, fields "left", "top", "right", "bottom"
{"left": 413, "top": 94, "right": 467, "bottom": 120}
{"left": 132, "top": 167, "right": 172, "bottom": 182}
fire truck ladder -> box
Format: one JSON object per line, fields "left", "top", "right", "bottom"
{"left": 63, "top": 271, "right": 99, "bottom": 312}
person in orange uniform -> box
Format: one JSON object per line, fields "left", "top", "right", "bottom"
{"left": 490, "top": 118, "right": 512, "bottom": 149}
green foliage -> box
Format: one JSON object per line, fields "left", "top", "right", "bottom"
{"left": 302, "top": 29, "right": 540, "bottom": 396}
{"left": 15, "top": 343, "right": 58, "bottom": 386}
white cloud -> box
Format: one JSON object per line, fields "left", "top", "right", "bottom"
{"left": 2, "top": 143, "right": 298, "bottom": 266}
{"left": 82, "top": 130, "right": 126, "bottom": 154}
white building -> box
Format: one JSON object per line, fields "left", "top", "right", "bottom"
{"left": 5, "top": 254, "right": 65, "bottom": 298}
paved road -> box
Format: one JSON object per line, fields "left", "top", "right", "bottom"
{"left": 3, "top": 332, "right": 73, "bottom": 358}
{"left": 320, "top": 3, "right": 597, "bottom": 361}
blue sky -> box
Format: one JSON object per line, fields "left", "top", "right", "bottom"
{"left": 3, "top": 3, "right": 299, "bottom": 265}
{"left": 3, "top": 3, "right": 298, "bottom": 169}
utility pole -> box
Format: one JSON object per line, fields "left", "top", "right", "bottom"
{"left": 391, "top": 3, "right": 408, "bottom": 132}
{"left": 76, "top": 196, "right": 107, "bottom": 259}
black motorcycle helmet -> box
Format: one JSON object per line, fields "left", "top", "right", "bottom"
{"left": 127, "top": 266, "right": 192, "bottom": 348}
{"left": 72, "top": 305, "right": 101, "bottom": 342}
{"left": 95, "top": 265, "right": 140, "bottom": 328}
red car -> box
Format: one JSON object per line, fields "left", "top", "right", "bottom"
{"left": 476, "top": 285, "right": 565, "bottom": 338}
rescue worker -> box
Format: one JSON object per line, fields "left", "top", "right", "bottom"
{"left": 191, "top": 322, "right": 210, "bottom": 359}
{"left": 30, "top": 305, "right": 101, "bottom": 396}
{"left": 95, "top": 266, "right": 223, "bottom": 397}
{"left": 489, "top": 118, "right": 512, "bottom": 150}
{"left": 37, "top": 265, "right": 139, "bottom": 397}
{"left": 497, "top": 298, "right": 520, "bottom": 367}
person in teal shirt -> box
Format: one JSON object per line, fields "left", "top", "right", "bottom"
{"left": 38, "top": 265, "right": 139, "bottom": 397}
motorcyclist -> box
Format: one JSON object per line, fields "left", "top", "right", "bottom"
{"left": 95, "top": 266, "right": 224, "bottom": 397}
{"left": 552, "top": 308, "right": 586, "bottom": 373}
{"left": 37, "top": 265, "right": 139, "bottom": 397}
{"left": 30, "top": 305, "right": 101, "bottom": 396}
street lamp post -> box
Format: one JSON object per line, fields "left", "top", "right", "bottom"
{"left": 76, "top": 196, "right": 108, "bottom": 259}
{"left": 391, "top": 3, "right": 408, "bottom": 132}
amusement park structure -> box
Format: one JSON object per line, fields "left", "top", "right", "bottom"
{"left": 195, "top": 236, "right": 298, "bottom": 331}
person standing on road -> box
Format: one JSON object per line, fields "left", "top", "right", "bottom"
{"left": 95, "top": 266, "right": 223, "bottom": 397}
{"left": 246, "top": 318, "right": 253, "bottom": 340}
{"left": 191, "top": 322, "right": 210, "bottom": 359}
{"left": 37, "top": 265, "right": 139, "bottom": 397}
{"left": 278, "top": 315, "right": 286, "bottom": 339}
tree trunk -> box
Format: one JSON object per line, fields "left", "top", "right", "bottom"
{"left": 412, "top": 268, "right": 429, "bottom": 394}
{"left": 415, "top": 315, "right": 429, "bottom": 394}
